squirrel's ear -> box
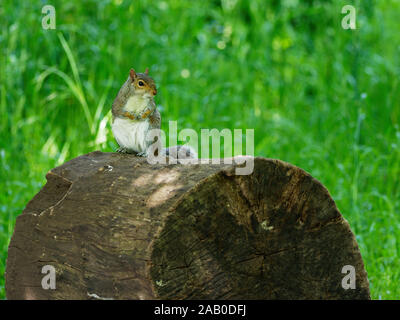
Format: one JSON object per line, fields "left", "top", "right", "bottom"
{"left": 129, "top": 69, "right": 136, "bottom": 81}
{"left": 145, "top": 68, "right": 149, "bottom": 75}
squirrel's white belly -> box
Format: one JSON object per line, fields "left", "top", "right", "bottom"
{"left": 112, "top": 117, "right": 150, "bottom": 153}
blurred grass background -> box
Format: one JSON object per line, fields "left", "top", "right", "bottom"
{"left": 0, "top": 0, "right": 399, "bottom": 299}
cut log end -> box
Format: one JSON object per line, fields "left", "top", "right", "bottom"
{"left": 5, "top": 151, "right": 370, "bottom": 299}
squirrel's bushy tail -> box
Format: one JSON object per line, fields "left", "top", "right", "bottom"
{"left": 161, "top": 145, "right": 197, "bottom": 160}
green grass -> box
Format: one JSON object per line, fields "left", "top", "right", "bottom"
{"left": 0, "top": 0, "right": 399, "bottom": 299}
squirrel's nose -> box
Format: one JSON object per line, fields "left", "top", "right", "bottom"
{"left": 153, "top": 89, "right": 157, "bottom": 95}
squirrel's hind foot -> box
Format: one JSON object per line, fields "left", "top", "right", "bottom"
{"left": 116, "top": 147, "right": 128, "bottom": 154}
{"left": 117, "top": 147, "right": 147, "bottom": 157}
{"left": 116, "top": 147, "right": 136, "bottom": 154}
{"left": 136, "top": 151, "right": 148, "bottom": 157}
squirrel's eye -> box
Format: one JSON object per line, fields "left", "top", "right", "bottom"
{"left": 138, "top": 80, "right": 145, "bottom": 87}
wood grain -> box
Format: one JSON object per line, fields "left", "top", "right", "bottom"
{"left": 5, "top": 151, "right": 370, "bottom": 299}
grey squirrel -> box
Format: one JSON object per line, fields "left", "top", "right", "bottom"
{"left": 111, "top": 68, "right": 196, "bottom": 159}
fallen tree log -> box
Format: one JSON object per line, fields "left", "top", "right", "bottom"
{"left": 6, "top": 151, "right": 370, "bottom": 299}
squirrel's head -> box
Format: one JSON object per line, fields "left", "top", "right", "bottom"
{"left": 129, "top": 68, "right": 157, "bottom": 97}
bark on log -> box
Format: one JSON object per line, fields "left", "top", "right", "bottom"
{"left": 5, "top": 151, "right": 370, "bottom": 299}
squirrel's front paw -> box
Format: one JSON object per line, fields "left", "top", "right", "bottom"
{"left": 138, "top": 106, "right": 154, "bottom": 119}
{"left": 123, "top": 111, "right": 139, "bottom": 121}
